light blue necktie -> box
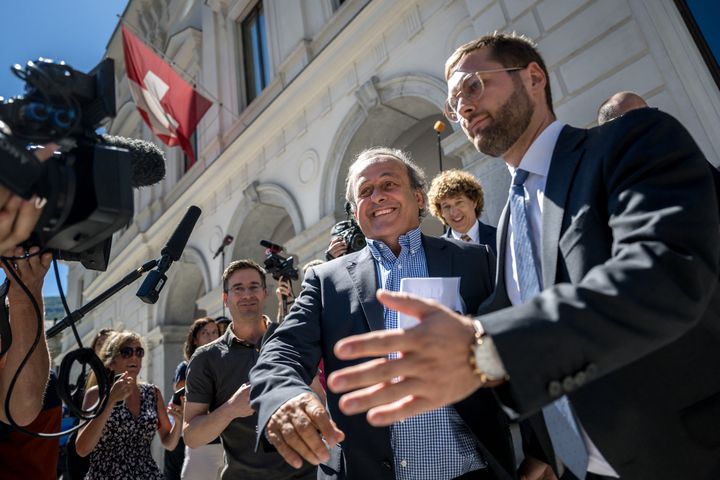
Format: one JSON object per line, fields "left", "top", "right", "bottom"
{"left": 510, "top": 169, "right": 589, "bottom": 480}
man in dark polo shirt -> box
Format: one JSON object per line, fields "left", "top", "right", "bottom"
{"left": 183, "top": 259, "right": 316, "bottom": 480}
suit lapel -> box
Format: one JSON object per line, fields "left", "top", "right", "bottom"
{"left": 541, "top": 126, "right": 586, "bottom": 289}
{"left": 346, "top": 248, "right": 384, "bottom": 332}
{"left": 423, "top": 235, "right": 451, "bottom": 277}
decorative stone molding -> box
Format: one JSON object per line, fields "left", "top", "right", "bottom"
{"left": 355, "top": 76, "right": 381, "bottom": 114}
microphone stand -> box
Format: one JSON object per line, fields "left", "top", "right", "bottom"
{"left": 47, "top": 259, "right": 158, "bottom": 339}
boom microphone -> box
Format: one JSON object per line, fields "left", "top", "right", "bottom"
{"left": 100, "top": 134, "right": 166, "bottom": 187}
{"left": 137, "top": 205, "right": 202, "bottom": 304}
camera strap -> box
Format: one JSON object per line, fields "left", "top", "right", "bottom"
{"left": 0, "top": 279, "right": 11, "bottom": 357}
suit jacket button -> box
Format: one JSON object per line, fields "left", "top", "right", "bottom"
{"left": 562, "top": 376, "right": 576, "bottom": 392}
{"left": 382, "top": 459, "right": 392, "bottom": 470}
{"left": 548, "top": 380, "right": 563, "bottom": 397}
{"left": 574, "top": 371, "right": 587, "bottom": 386}
{"left": 586, "top": 363, "right": 599, "bottom": 378}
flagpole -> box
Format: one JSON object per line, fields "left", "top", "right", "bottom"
{"left": 119, "top": 20, "right": 236, "bottom": 120}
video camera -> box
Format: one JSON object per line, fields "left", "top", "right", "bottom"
{"left": 260, "top": 240, "right": 299, "bottom": 281}
{"left": 0, "top": 57, "right": 161, "bottom": 270}
{"left": 330, "top": 218, "right": 366, "bottom": 253}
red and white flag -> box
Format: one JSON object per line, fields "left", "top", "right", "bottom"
{"left": 121, "top": 25, "right": 212, "bottom": 167}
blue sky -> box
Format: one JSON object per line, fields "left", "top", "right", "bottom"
{"left": 0, "top": 0, "right": 128, "bottom": 297}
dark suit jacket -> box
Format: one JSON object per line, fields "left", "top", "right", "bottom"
{"left": 444, "top": 220, "right": 498, "bottom": 255}
{"left": 250, "top": 235, "right": 516, "bottom": 479}
{"left": 480, "top": 109, "right": 720, "bottom": 480}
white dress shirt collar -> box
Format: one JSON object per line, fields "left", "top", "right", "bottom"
{"left": 450, "top": 219, "right": 480, "bottom": 243}
{"left": 508, "top": 120, "right": 565, "bottom": 179}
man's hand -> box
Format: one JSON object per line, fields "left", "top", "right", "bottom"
{"left": 325, "top": 237, "right": 347, "bottom": 260}
{"left": 0, "top": 144, "right": 56, "bottom": 255}
{"left": 227, "top": 383, "right": 254, "bottom": 418}
{"left": 327, "top": 289, "right": 484, "bottom": 426}
{"left": 266, "top": 392, "right": 345, "bottom": 469}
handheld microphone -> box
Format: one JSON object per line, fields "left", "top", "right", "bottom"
{"left": 137, "top": 205, "right": 202, "bottom": 304}
{"left": 100, "top": 134, "right": 166, "bottom": 187}
{"left": 212, "top": 235, "right": 234, "bottom": 260}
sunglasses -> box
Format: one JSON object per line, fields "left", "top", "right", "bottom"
{"left": 118, "top": 346, "right": 145, "bottom": 359}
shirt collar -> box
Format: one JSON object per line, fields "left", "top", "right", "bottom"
{"left": 221, "top": 316, "right": 270, "bottom": 348}
{"left": 508, "top": 120, "right": 565, "bottom": 178}
{"left": 451, "top": 219, "right": 479, "bottom": 242}
{"left": 367, "top": 226, "right": 423, "bottom": 263}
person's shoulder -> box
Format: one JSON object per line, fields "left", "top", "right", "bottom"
{"left": 426, "top": 234, "right": 491, "bottom": 255}
{"left": 311, "top": 249, "right": 367, "bottom": 274}
{"left": 590, "top": 107, "right": 683, "bottom": 142}
{"left": 191, "top": 337, "right": 226, "bottom": 361}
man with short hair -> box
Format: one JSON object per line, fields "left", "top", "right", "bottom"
{"left": 183, "top": 259, "right": 316, "bottom": 480}
{"left": 250, "top": 147, "right": 511, "bottom": 479}
{"left": 328, "top": 32, "right": 720, "bottom": 480}
{"left": 428, "top": 169, "right": 497, "bottom": 253}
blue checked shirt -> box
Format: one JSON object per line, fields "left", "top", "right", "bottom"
{"left": 366, "top": 227, "right": 486, "bottom": 480}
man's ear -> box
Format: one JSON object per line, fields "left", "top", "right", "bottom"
{"left": 415, "top": 189, "right": 426, "bottom": 210}
{"left": 526, "top": 61, "right": 547, "bottom": 93}
{"left": 223, "top": 292, "right": 228, "bottom": 306}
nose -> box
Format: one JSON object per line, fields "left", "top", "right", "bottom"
{"left": 457, "top": 95, "right": 476, "bottom": 121}
{"left": 370, "top": 187, "right": 386, "bottom": 204}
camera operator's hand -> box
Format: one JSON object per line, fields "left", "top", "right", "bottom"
{"left": 325, "top": 237, "right": 347, "bottom": 260}
{"left": 0, "top": 144, "right": 56, "bottom": 256}
{"left": 276, "top": 276, "right": 295, "bottom": 322}
{"left": 0, "top": 245, "right": 52, "bottom": 425}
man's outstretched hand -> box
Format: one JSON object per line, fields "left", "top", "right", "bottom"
{"left": 327, "top": 290, "right": 485, "bottom": 426}
{"left": 266, "top": 392, "right": 345, "bottom": 469}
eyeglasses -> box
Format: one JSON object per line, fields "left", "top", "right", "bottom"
{"left": 443, "top": 66, "right": 526, "bottom": 123}
{"left": 118, "top": 346, "right": 145, "bottom": 359}
{"left": 228, "top": 285, "right": 263, "bottom": 295}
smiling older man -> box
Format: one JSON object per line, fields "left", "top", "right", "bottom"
{"left": 249, "top": 147, "right": 514, "bottom": 480}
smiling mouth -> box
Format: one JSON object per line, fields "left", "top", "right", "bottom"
{"left": 373, "top": 208, "right": 395, "bottom": 217}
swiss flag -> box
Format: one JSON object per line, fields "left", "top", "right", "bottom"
{"left": 121, "top": 25, "right": 212, "bottom": 168}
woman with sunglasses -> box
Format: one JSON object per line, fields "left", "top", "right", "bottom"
{"left": 76, "top": 330, "right": 183, "bottom": 479}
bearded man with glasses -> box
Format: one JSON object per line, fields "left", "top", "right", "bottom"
{"left": 328, "top": 32, "right": 720, "bottom": 480}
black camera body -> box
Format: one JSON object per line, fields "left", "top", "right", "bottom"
{"left": 331, "top": 218, "right": 366, "bottom": 254}
{"left": 260, "top": 240, "right": 299, "bottom": 281}
{"left": 0, "top": 58, "right": 133, "bottom": 270}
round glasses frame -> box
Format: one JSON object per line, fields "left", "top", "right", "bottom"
{"left": 443, "top": 66, "right": 526, "bottom": 123}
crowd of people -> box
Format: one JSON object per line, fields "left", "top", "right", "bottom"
{"left": 0, "top": 30, "right": 719, "bottom": 480}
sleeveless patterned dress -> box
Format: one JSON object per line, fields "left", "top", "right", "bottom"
{"left": 85, "top": 383, "right": 164, "bottom": 479}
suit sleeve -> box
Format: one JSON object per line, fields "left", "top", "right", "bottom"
{"left": 480, "top": 110, "right": 720, "bottom": 415}
{"left": 249, "top": 267, "right": 323, "bottom": 442}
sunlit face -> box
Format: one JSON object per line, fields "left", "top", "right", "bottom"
{"left": 352, "top": 157, "right": 424, "bottom": 251}
{"left": 448, "top": 49, "right": 534, "bottom": 157}
{"left": 439, "top": 194, "right": 478, "bottom": 234}
{"left": 223, "top": 268, "right": 268, "bottom": 322}
{"left": 110, "top": 340, "right": 144, "bottom": 377}
{"left": 194, "top": 322, "right": 220, "bottom": 348}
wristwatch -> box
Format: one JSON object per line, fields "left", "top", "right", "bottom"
{"left": 469, "top": 320, "right": 508, "bottom": 383}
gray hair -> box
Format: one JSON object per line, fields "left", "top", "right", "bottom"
{"left": 344, "top": 147, "right": 428, "bottom": 218}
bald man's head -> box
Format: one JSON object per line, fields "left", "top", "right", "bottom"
{"left": 597, "top": 91, "right": 648, "bottom": 125}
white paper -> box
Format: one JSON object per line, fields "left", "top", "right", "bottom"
{"left": 397, "top": 277, "right": 464, "bottom": 329}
